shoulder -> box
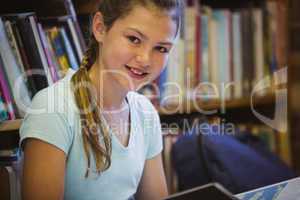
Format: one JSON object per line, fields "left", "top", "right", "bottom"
{"left": 20, "top": 70, "right": 77, "bottom": 155}
{"left": 27, "top": 69, "right": 77, "bottom": 115}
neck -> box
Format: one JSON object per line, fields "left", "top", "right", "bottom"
{"left": 88, "top": 62, "right": 128, "bottom": 111}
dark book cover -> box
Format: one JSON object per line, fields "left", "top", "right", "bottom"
{"left": 241, "top": 8, "right": 254, "bottom": 97}
{"left": 3, "top": 13, "right": 49, "bottom": 95}
{"left": 18, "top": 15, "right": 49, "bottom": 92}
{"left": 10, "top": 21, "right": 37, "bottom": 97}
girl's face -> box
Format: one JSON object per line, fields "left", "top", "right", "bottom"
{"left": 93, "top": 5, "right": 177, "bottom": 92}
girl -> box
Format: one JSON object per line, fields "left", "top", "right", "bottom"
{"left": 20, "top": 0, "right": 182, "bottom": 199}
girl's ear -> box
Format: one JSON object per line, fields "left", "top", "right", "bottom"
{"left": 92, "top": 11, "right": 106, "bottom": 42}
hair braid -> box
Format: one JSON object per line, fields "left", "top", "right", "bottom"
{"left": 71, "top": 35, "right": 111, "bottom": 177}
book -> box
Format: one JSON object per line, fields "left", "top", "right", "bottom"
{"left": 0, "top": 90, "right": 8, "bottom": 122}
{"left": 28, "top": 15, "right": 53, "bottom": 85}
{"left": 241, "top": 8, "right": 254, "bottom": 97}
{"left": 40, "top": 15, "right": 83, "bottom": 63}
{"left": 37, "top": 23, "right": 60, "bottom": 82}
{"left": 4, "top": 13, "right": 50, "bottom": 95}
{"left": 213, "top": 10, "right": 232, "bottom": 100}
{"left": 10, "top": 20, "right": 37, "bottom": 97}
{"left": 232, "top": 11, "right": 243, "bottom": 99}
{"left": 0, "top": 17, "right": 31, "bottom": 117}
{"left": 46, "top": 27, "right": 71, "bottom": 77}
{"left": 0, "top": 166, "right": 21, "bottom": 200}
{"left": 63, "top": 0, "right": 87, "bottom": 53}
{"left": 59, "top": 27, "right": 79, "bottom": 70}
{"left": 0, "top": 55, "right": 16, "bottom": 120}
{"left": 4, "top": 20, "right": 26, "bottom": 76}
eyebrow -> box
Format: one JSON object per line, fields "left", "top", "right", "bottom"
{"left": 126, "top": 27, "right": 174, "bottom": 46}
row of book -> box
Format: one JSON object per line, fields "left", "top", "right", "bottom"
{"left": 140, "top": 0, "right": 287, "bottom": 106}
{"left": 0, "top": 12, "right": 85, "bottom": 120}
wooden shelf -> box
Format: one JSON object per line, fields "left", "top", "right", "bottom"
{"left": 158, "top": 94, "right": 275, "bottom": 116}
{"left": 0, "top": 95, "right": 275, "bottom": 131}
{"left": 0, "top": 119, "right": 23, "bottom": 133}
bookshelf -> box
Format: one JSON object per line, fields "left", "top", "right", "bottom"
{"left": 155, "top": 0, "right": 298, "bottom": 193}
{"left": 0, "top": 0, "right": 85, "bottom": 146}
{"left": 0, "top": 120, "right": 22, "bottom": 133}
{"left": 158, "top": 93, "right": 276, "bottom": 115}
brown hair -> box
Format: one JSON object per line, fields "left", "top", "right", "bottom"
{"left": 71, "top": 0, "right": 182, "bottom": 177}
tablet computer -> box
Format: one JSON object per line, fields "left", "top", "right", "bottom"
{"left": 163, "top": 183, "right": 239, "bottom": 200}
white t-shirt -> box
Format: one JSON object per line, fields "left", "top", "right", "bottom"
{"left": 20, "top": 69, "right": 163, "bottom": 200}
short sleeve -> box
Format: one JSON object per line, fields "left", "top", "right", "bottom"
{"left": 19, "top": 89, "right": 73, "bottom": 155}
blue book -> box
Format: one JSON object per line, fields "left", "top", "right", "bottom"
{"left": 59, "top": 27, "right": 79, "bottom": 70}
{"left": 201, "top": 14, "right": 209, "bottom": 83}
{"left": 0, "top": 91, "right": 8, "bottom": 122}
{"left": 158, "top": 66, "right": 168, "bottom": 104}
{"left": 213, "top": 10, "right": 231, "bottom": 99}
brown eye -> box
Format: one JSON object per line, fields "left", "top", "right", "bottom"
{"left": 127, "top": 36, "right": 141, "bottom": 44}
{"left": 156, "top": 46, "right": 169, "bottom": 53}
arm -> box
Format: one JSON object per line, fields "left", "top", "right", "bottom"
{"left": 135, "top": 153, "right": 168, "bottom": 200}
{"left": 22, "top": 138, "right": 66, "bottom": 200}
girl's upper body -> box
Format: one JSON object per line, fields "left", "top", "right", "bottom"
{"left": 20, "top": 69, "right": 163, "bottom": 200}
{"left": 20, "top": 0, "right": 182, "bottom": 199}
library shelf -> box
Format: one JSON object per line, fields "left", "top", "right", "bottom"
{"left": 0, "top": 94, "right": 276, "bottom": 133}
{"left": 0, "top": 119, "right": 23, "bottom": 134}
{"left": 158, "top": 94, "right": 275, "bottom": 116}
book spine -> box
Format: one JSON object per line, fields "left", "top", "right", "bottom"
{"left": 37, "top": 23, "right": 60, "bottom": 82}
{"left": 67, "top": 18, "right": 83, "bottom": 62}
{"left": 0, "top": 58, "right": 16, "bottom": 120}
{"left": 253, "top": 8, "right": 265, "bottom": 96}
{"left": 11, "top": 21, "right": 36, "bottom": 97}
{"left": 4, "top": 21, "right": 26, "bottom": 76}
{"left": 184, "top": 2, "right": 197, "bottom": 96}
{"left": 0, "top": 91, "right": 8, "bottom": 122}
{"left": 195, "top": 1, "right": 201, "bottom": 89}
{"left": 275, "top": 0, "right": 288, "bottom": 68}
{"left": 47, "top": 27, "right": 71, "bottom": 77}
{"left": 0, "top": 17, "right": 31, "bottom": 118}
{"left": 59, "top": 27, "right": 79, "bottom": 70}
{"left": 232, "top": 12, "right": 243, "bottom": 99}
{"left": 201, "top": 13, "right": 209, "bottom": 83}
{"left": 29, "top": 16, "right": 53, "bottom": 85}
{"left": 209, "top": 11, "right": 219, "bottom": 96}
{"left": 17, "top": 16, "right": 49, "bottom": 95}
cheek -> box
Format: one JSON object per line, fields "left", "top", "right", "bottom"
{"left": 102, "top": 40, "right": 132, "bottom": 68}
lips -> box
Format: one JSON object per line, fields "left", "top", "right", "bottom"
{"left": 125, "top": 65, "right": 148, "bottom": 79}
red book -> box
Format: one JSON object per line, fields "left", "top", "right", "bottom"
{"left": 0, "top": 57, "right": 16, "bottom": 120}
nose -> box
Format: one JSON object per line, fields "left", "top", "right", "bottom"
{"left": 135, "top": 48, "right": 151, "bottom": 67}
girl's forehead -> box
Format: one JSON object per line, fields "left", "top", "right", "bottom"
{"left": 112, "top": 5, "right": 177, "bottom": 39}
{"left": 117, "top": 5, "right": 175, "bottom": 25}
